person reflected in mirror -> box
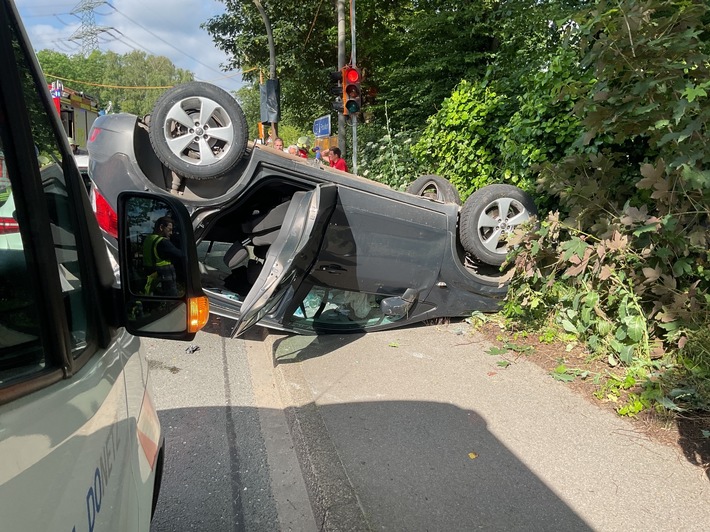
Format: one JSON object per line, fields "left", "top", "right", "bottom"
{"left": 143, "top": 216, "right": 183, "bottom": 296}
{"left": 273, "top": 137, "right": 285, "bottom": 151}
{"left": 328, "top": 147, "right": 348, "bottom": 172}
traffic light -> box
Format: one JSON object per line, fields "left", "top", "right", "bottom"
{"left": 329, "top": 69, "right": 343, "bottom": 113}
{"left": 342, "top": 66, "right": 362, "bottom": 116}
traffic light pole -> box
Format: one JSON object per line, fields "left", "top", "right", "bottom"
{"left": 350, "top": 0, "right": 358, "bottom": 174}
{"left": 254, "top": 0, "right": 279, "bottom": 138}
{"left": 337, "top": 0, "right": 346, "bottom": 156}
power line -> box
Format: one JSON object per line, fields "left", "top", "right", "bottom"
{"left": 69, "top": 0, "right": 114, "bottom": 56}
{"left": 20, "top": 2, "right": 242, "bottom": 89}
{"left": 104, "top": 3, "right": 232, "bottom": 83}
{"left": 45, "top": 73, "right": 174, "bottom": 89}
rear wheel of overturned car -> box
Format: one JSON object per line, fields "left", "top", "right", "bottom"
{"left": 149, "top": 82, "right": 248, "bottom": 180}
{"left": 405, "top": 174, "right": 461, "bottom": 205}
{"left": 459, "top": 184, "right": 537, "bottom": 267}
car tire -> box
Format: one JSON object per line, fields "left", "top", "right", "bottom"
{"left": 405, "top": 174, "right": 461, "bottom": 205}
{"left": 459, "top": 184, "right": 537, "bottom": 266}
{"left": 149, "top": 82, "right": 248, "bottom": 180}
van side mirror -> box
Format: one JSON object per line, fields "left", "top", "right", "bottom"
{"left": 117, "top": 192, "right": 208, "bottom": 340}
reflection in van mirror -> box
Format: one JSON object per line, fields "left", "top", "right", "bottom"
{"left": 118, "top": 192, "right": 209, "bottom": 340}
{"left": 123, "top": 196, "right": 185, "bottom": 298}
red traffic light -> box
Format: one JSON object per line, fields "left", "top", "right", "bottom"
{"left": 344, "top": 67, "right": 360, "bottom": 84}
{"left": 342, "top": 66, "right": 362, "bottom": 116}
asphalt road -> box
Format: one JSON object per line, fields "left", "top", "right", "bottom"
{"left": 144, "top": 317, "right": 315, "bottom": 532}
{"left": 143, "top": 318, "right": 710, "bottom": 531}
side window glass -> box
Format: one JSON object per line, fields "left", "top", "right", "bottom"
{"left": 0, "top": 14, "right": 89, "bottom": 387}
{"left": 14, "top": 37, "right": 89, "bottom": 359}
{"left": 290, "top": 285, "right": 404, "bottom": 333}
{"left": 0, "top": 143, "right": 44, "bottom": 383}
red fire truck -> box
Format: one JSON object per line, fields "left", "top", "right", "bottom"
{"left": 49, "top": 80, "right": 99, "bottom": 149}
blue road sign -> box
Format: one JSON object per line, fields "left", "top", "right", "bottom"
{"left": 313, "top": 115, "right": 331, "bottom": 138}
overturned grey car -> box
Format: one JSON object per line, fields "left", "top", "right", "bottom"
{"left": 87, "top": 82, "right": 537, "bottom": 336}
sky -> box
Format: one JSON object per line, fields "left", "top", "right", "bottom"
{"left": 14, "top": 0, "right": 244, "bottom": 94}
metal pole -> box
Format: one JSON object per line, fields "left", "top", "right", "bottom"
{"left": 253, "top": 0, "right": 278, "bottom": 137}
{"left": 337, "top": 0, "right": 346, "bottom": 156}
{"left": 350, "top": 0, "right": 357, "bottom": 174}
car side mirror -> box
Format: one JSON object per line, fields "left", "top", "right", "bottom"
{"left": 117, "top": 192, "right": 209, "bottom": 339}
{"left": 380, "top": 288, "right": 419, "bottom": 318}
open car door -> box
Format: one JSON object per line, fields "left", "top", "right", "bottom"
{"left": 231, "top": 184, "right": 337, "bottom": 337}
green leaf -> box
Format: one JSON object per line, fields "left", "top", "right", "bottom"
{"left": 561, "top": 237, "right": 588, "bottom": 261}
{"left": 487, "top": 347, "right": 509, "bottom": 356}
{"left": 561, "top": 319, "right": 578, "bottom": 333}
{"left": 672, "top": 259, "right": 692, "bottom": 277}
{"left": 497, "top": 360, "right": 512, "bottom": 368}
{"left": 619, "top": 344, "right": 634, "bottom": 365}
{"left": 623, "top": 315, "right": 646, "bottom": 342}
{"left": 551, "top": 366, "right": 575, "bottom": 382}
{"left": 683, "top": 85, "right": 707, "bottom": 103}
{"left": 653, "top": 119, "right": 670, "bottom": 129}
{"left": 632, "top": 224, "right": 658, "bottom": 237}
{"left": 658, "top": 396, "right": 683, "bottom": 412}
{"left": 583, "top": 291, "right": 600, "bottom": 308}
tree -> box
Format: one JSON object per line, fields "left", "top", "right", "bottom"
{"left": 204, "top": 1, "right": 581, "bottom": 131}
{"left": 36, "top": 50, "right": 194, "bottom": 115}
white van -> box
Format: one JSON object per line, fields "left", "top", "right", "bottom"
{"left": 0, "top": 1, "right": 209, "bottom": 530}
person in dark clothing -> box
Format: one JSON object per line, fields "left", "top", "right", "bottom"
{"left": 143, "top": 216, "right": 183, "bottom": 296}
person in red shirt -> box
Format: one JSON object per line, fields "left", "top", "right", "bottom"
{"left": 296, "top": 136, "right": 311, "bottom": 159}
{"left": 328, "top": 147, "right": 348, "bottom": 172}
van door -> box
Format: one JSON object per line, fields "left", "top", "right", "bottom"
{"left": 0, "top": 3, "right": 138, "bottom": 530}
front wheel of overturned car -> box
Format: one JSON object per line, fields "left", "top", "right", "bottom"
{"left": 459, "top": 184, "right": 537, "bottom": 267}
{"left": 149, "top": 82, "right": 248, "bottom": 180}
{"left": 405, "top": 174, "right": 461, "bottom": 205}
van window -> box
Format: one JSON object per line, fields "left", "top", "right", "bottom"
{"left": 0, "top": 146, "right": 43, "bottom": 381}
{"left": 0, "top": 11, "right": 89, "bottom": 386}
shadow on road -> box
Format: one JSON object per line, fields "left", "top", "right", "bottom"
{"left": 152, "top": 391, "right": 592, "bottom": 531}
{"left": 152, "top": 400, "right": 592, "bottom": 531}
{"left": 676, "top": 414, "right": 710, "bottom": 481}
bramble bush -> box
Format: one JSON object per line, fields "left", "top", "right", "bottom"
{"left": 411, "top": 81, "right": 510, "bottom": 200}
{"left": 411, "top": 46, "right": 590, "bottom": 203}
{"left": 505, "top": 0, "right": 710, "bottom": 414}
{"left": 358, "top": 127, "right": 429, "bottom": 191}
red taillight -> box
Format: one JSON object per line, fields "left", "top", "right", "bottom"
{"left": 0, "top": 217, "right": 19, "bottom": 235}
{"left": 89, "top": 127, "right": 101, "bottom": 143}
{"left": 92, "top": 187, "right": 118, "bottom": 238}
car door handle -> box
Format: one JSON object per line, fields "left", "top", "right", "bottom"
{"left": 320, "top": 263, "right": 346, "bottom": 273}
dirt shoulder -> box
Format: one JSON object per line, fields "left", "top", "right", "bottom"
{"left": 475, "top": 321, "right": 710, "bottom": 480}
